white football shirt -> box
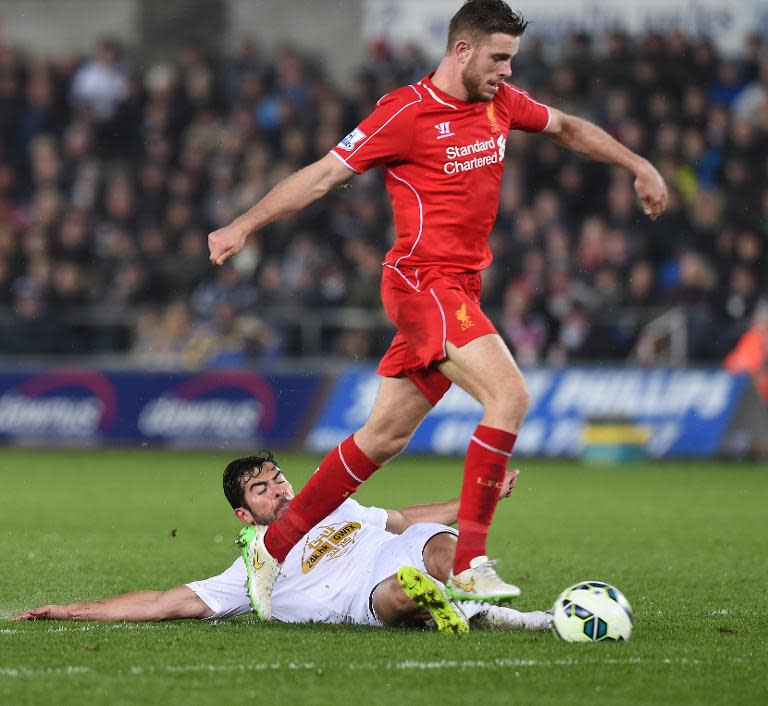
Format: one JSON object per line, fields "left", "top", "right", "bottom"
{"left": 272, "top": 498, "right": 391, "bottom": 623}
{"left": 187, "top": 499, "right": 400, "bottom": 624}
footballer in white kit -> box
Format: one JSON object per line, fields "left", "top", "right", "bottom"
{"left": 12, "top": 454, "right": 550, "bottom": 632}
{"left": 188, "top": 499, "right": 493, "bottom": 626}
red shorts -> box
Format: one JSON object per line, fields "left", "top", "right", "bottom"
{"left": 377, "top": 267, "right": 498, "bottom": 405}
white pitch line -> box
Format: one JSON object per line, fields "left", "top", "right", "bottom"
{"left": 379, "top": 657, "right": 672, "bottom": 670}
{"left": 129, "top": 663, "right": 318, "bottom": 675}
{"left": 0, "top": 622, "right": 162, "bottom": 639}
{"left": 0, "top": 666, "right": 90, "bottom": 678}
{"left": 127, "top": 656, "right": 730, "bottom": 676}
{"left": 44, "top": 623, "right": 151, "bottom": 634}
{"left": 0, "top": 655, "right": 750, "bottom": 679}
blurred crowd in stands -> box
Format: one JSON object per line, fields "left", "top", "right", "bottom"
{"left": 0, "top": 30, "right": 766, "bottom": 371}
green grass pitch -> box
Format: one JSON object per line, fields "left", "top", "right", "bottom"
{"left": 1, "top": 448, "right": 766, "bottom": 705}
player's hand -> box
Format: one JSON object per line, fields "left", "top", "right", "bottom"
{"left": 499, "top": 469, "right": 519, "bottom": 499}
{"left": 208, "top": 222, "right": 249, "bottom": 266}
{"left": 634, "top": 162, "right": 668, "bottom": 221}
{"left": 10, "top": 605, "right": 67, "bottom": 621}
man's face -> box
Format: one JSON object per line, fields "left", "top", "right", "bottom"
{"left": 461, "top": 33, "right": 520, "bottom": 102}
{"left": 237, "top": 462, "right": 295, "bottom": 525}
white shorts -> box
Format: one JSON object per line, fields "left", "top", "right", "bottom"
{"left": 186, "top": 522, "right": 460, "bottom": 625}
{"left": 355, "top": 522, "right": 458, "bottom": 627}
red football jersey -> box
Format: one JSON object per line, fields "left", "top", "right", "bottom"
{"left": 331, "top": 73, "right": 550, "bottom": 282}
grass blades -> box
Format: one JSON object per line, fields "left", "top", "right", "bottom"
{"left": 1, "top": 449, "right": 766, "bottom": 705}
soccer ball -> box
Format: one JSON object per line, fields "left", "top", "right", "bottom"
{"left": 551, "top": 580, "right": 633, "bottom": 642}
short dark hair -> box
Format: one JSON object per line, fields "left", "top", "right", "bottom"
{"left": 222, "top": 451, "right": 278, "bottom": 510}
{"left": 446, "top": 0, "right": 528, "bottom": 51}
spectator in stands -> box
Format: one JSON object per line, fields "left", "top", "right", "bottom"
{"left": 0, "top": 32, "right": 766, "bottom": 365}
{"left": 70, "top": 38, "right": 128, "bottom": 123}
{"left": 499, "top": 284, "right": 548, "bottom": 366}
{"left": 2, "top": 278, "right": 61, "bottom": 355}
{"left": 733, "top": 57, "right": 768, "bottom": 129}
{"left": 130, "top": 300, "right": 195, "bottom": 368}
{"left": 190, "top": 301, "right": 283, "bottom": 365}
{"left": 724, "top": 301, "right": 768, "bottom": 404}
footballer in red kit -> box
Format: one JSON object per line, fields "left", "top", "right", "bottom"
{"left": 332, "top": 75, "right": 548, "bottom": 274}
{"left": 208, "top": 0, "right": 669, "bottom": 621}
{"left": 331, "top": 73, "right": 550, "bottom": 404}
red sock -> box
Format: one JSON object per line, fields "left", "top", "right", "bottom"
{"left": 454, "top": 425, "right": 517, "bottom": 574}
{"left": 264, "top": 435, "right": 380, "bottom": 561}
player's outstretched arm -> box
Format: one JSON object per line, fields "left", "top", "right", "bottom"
{"left": 543, "top": 108, "right": 668, "bottom": 220}
{"left": 10, "top": 586, "right": 213, "bottom": 622}
{"left": 208, "top": 152, "right": 355, "bottom": 265}
{"left": 385, "top": 470, "right": 519, "bottom": 533}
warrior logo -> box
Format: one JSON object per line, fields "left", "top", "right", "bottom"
{"left": 435, "top": 121, "right": 455, "bottom": 139}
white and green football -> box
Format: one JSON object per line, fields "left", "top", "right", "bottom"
{"left": 552, "top": 581, "right": 633, "bottom": 642}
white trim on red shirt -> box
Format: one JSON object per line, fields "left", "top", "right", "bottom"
{"left": 418, "top": 80, "right": 459, "bottom": 110}
{"left": 387, "top": 166, "right": 425, "bottom": 291}
{"left": 501, "top": 82, "right": 552, "bottom": 131}
{"left": 346, "top": 84, "right": 423, "bottom": 163}
{"left": 328, "top": 148, "right": 360, "bottom": 173}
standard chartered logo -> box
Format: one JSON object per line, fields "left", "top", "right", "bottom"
{"left": 443, "top": 135, "right": 506, "bottom": 174}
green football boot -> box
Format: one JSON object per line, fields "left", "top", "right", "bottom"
{"left": 396, "top": 566, "right": 469, "bottom": 635}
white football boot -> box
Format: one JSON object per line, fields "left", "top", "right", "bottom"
{"left": 445, "top": 555, "right": 521, "bottom": 604}
{"left": 238, "top": 525, "right": 281, "bottom": 621}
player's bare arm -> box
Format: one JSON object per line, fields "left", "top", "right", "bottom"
{"left": 208, "top": 152, "right": 354, "bottom": 265}
{"left": 11, "top": 586, "right": 212, "bottom": 622}
{"left": 543, "top": 107, "right": 668, "bottom": 220}
{"left": 385, "top": 469, "right": 519, "bottom": 533}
